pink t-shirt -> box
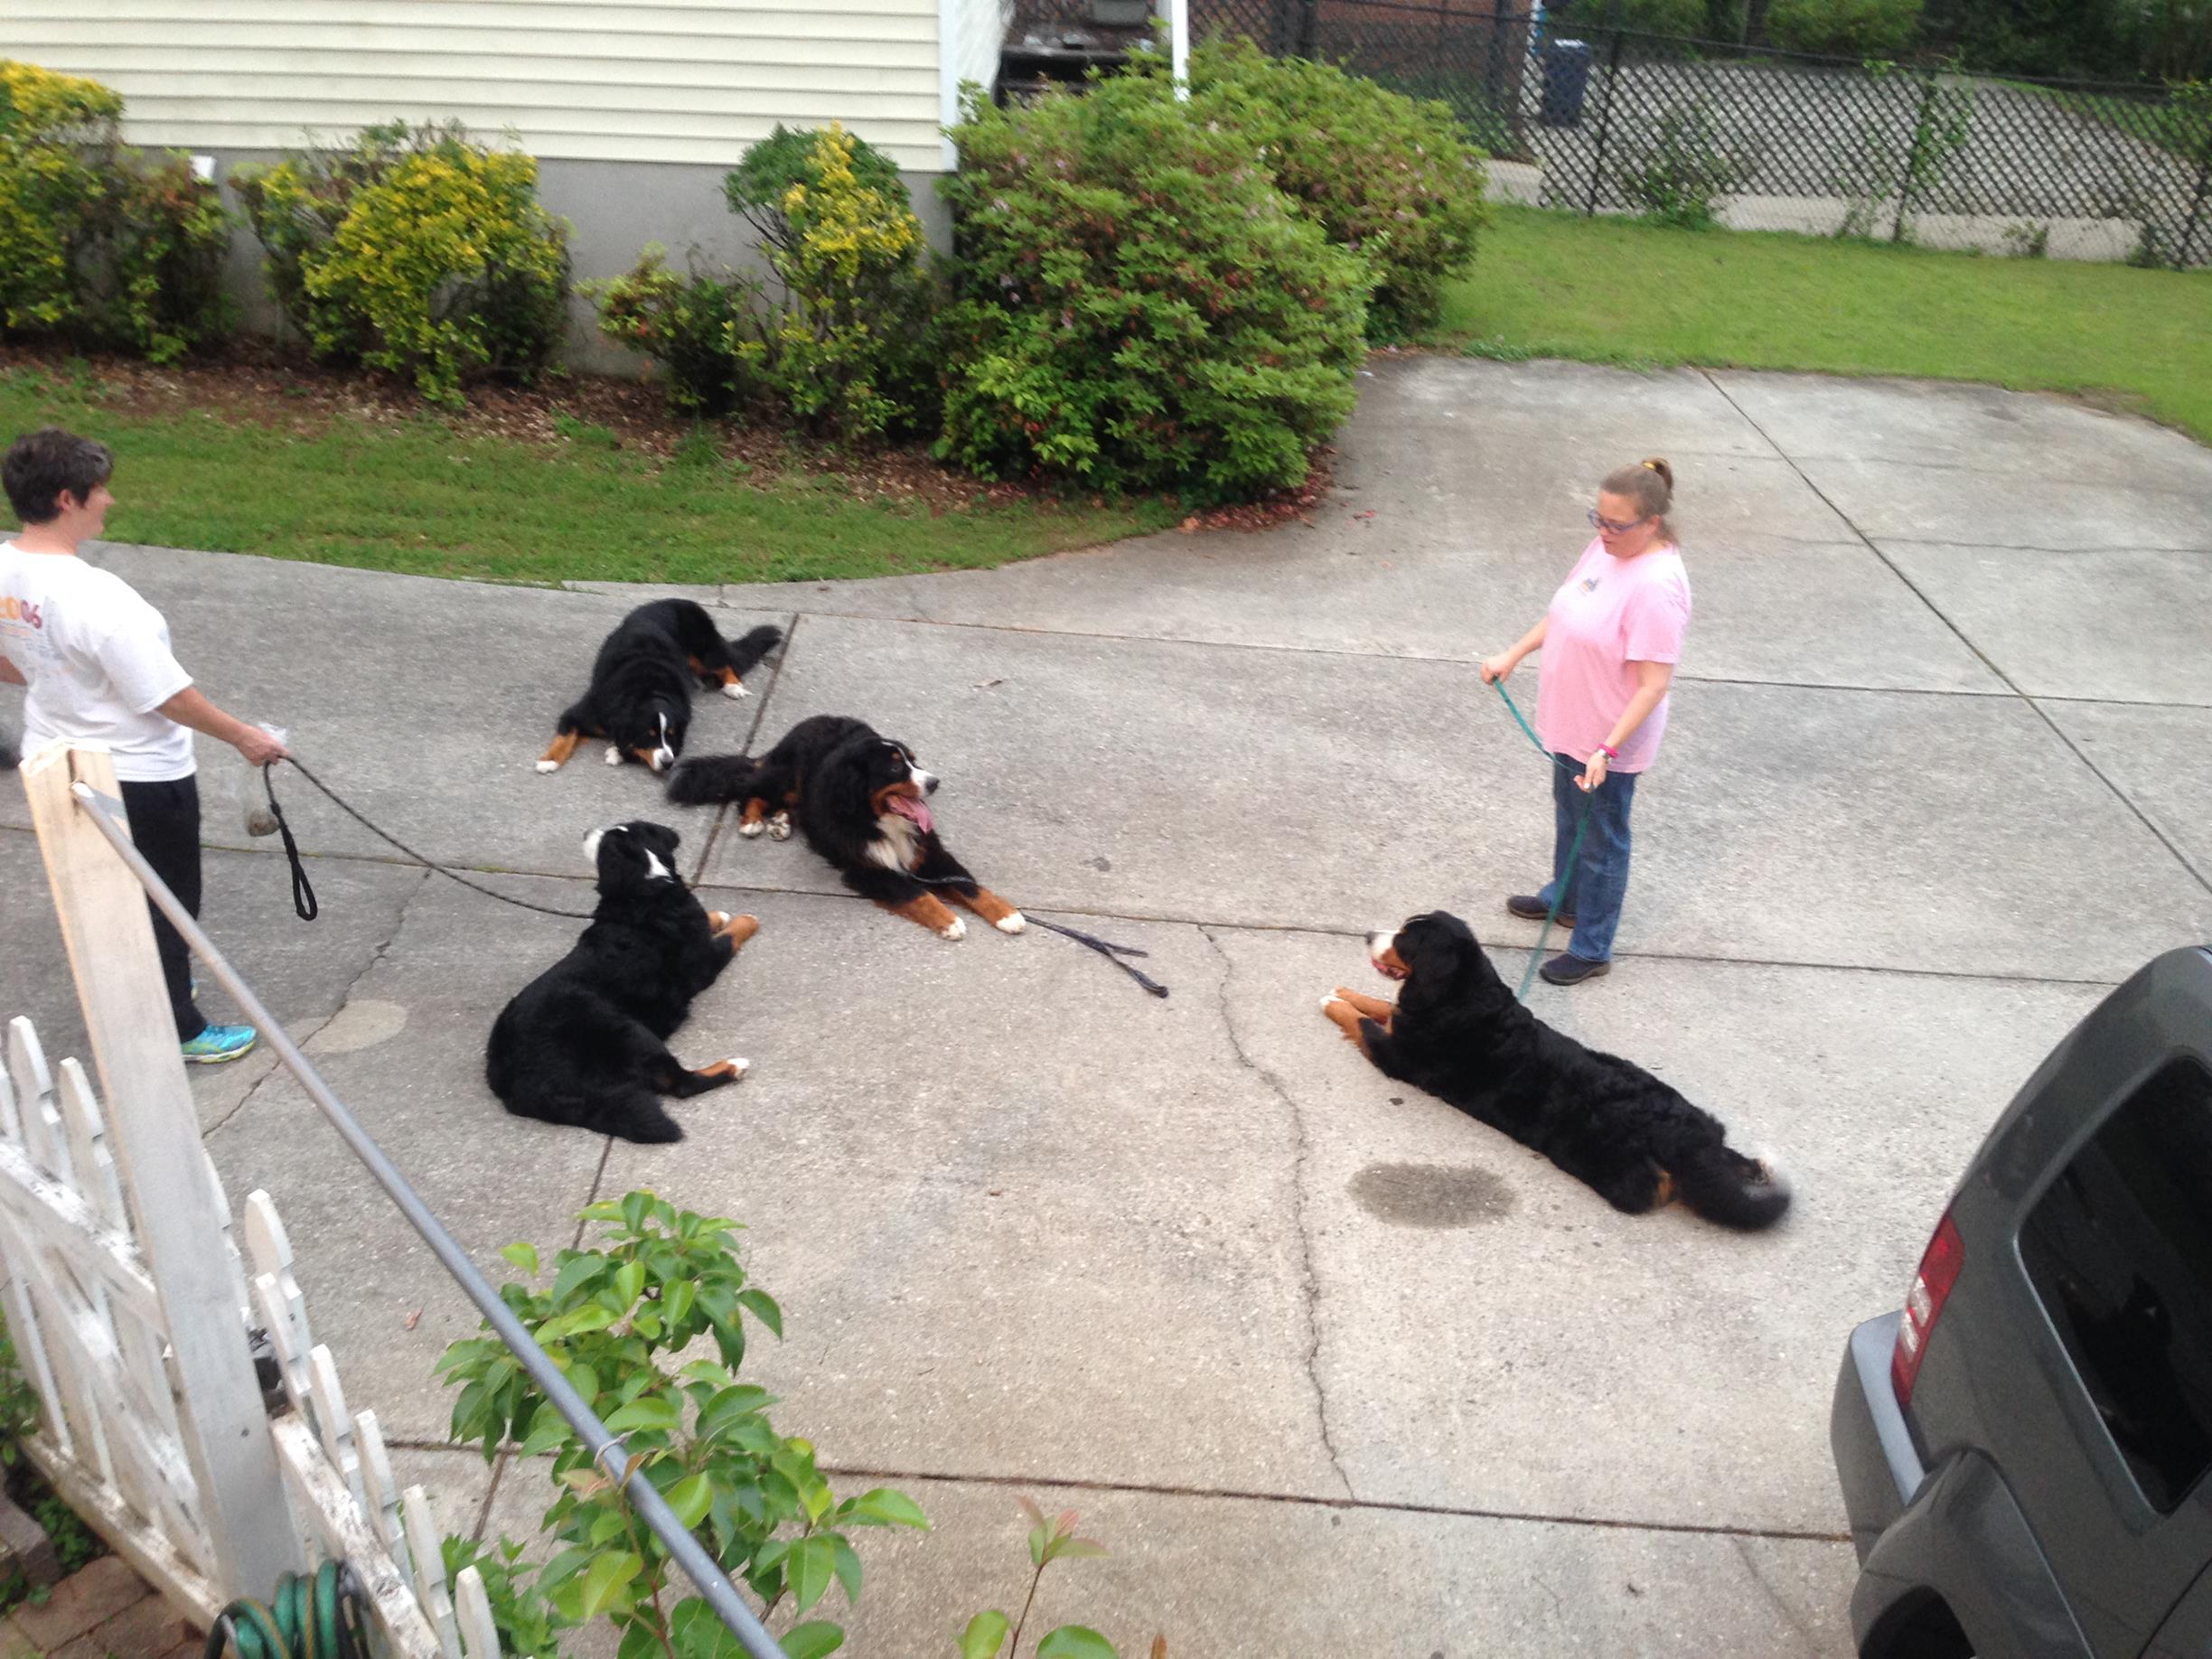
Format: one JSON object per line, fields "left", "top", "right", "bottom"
{"left": 1533, "top": 538, "right": 1692, "bottom": 773}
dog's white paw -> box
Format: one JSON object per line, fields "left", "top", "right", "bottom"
{"left": 721, "top": 681, "right": 749, "bottom": 699}
{"left": 1320, "top": 995, "right": 1345, "bottom": 1014}
{"left": 939, "top": 916, "right": 968, "bottom": 941}
{"left": 736, "top": 818, "right": 765, "bottom": 838}
{"left": 725, "top": 1056, "right": 750, "bottom": 1078}
{"left": 707, "top": 910, "right": 731, "bottom": 929}
{"left": 995, "top": 911, "right": 1026, "bottom": 934}
{"left": 534, "top": 759, "right": 559, "bottom": 773}
{"left": 604, "top": 745, "right": 623, "bottom": 766}
{"left": 767, "top": 812, "right": 792, "bottom": 841}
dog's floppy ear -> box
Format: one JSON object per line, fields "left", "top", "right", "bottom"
{"left": 633, "top": 820, "right": 682, "bottom": 864}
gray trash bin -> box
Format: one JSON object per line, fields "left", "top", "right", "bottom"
{"left": 1539, "top": 38, "right": 1592, "bottom": 127}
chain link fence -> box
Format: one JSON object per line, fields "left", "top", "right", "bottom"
{"left": 1179, "top": 0, "right": 2212, "bottom": 267}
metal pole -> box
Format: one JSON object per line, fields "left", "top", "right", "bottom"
{"left": 1586, "top": 23, "right": 1626, "bottom": 216}
{"left": 1171, "top": 0, "right": 1190, "bottom": 98}
{"left": 66, "top": 779, "right": 789, "bottom": 1659}
{"left": 2179, "top": 122, "right": 2212, "bottom": 271}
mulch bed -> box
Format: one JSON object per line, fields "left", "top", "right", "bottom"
{"left": 2, "top": 342, "right": 1333, "bottom": 532}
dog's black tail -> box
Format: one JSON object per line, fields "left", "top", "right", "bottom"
{"left": 1672, "top": 1142, "right": 1791, "bottom": 1231}
{"left": 666, "top": 752, "right": 762, "bottom": 806}
{"left": 724, "top": 623, "right": 783, "bottom": 679}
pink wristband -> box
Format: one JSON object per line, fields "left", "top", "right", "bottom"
{"left": 1598, "top": 743, "right": 1619, "bottom": 760}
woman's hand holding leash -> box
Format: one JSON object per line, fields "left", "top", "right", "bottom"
{"left": 1478, "top": 654, "right": 1514, "bottom": 685}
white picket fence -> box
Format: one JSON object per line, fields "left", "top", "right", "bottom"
{"left": 1, "top": 745, "right": 520, "bottom": 1656}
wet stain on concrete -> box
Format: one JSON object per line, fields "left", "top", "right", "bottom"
{"left": 1349, "top": 1161, "right": 1517, "bottom": 1227}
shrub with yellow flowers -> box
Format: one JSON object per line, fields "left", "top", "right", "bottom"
{"left": 233, "top": 121, "right": 571, "bottom": 405}
{"left": 0, "top": 60, "right": 230, "bottom": 362}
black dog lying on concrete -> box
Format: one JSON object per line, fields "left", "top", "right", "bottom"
{"left": 537, "top": 599, "right": 781, "bottom": 775}
{"left": 486, "top": 820, "right": 756, "bottom": 1144}
{"left": 1323, "top": 911, "right": 1790, "bottom": 1230}
{"left": 667, "top": 714, "right": 1026, "bottom": 943}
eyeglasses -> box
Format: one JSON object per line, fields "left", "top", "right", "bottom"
{"left": 1588, "top": 508, "right": 1650, "bottom": 535}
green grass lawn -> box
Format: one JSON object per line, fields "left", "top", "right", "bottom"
{"left": 1434, "top": 207, "right": 2212, "bottom": 445}
{"left": 0, "top": 366, "right": 1181, "bottom": 586}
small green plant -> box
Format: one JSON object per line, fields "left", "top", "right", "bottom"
{"left": 2002, "top": 220, "right": 2052, "bottom": 257}
{"left": 1836, "top": 60, "right": 1974, "bottom": 244}
{"left": 582, "top": 244, "right": 761, "bottom": 417}
{"left": 232, "top": 121, "right": 571, "bottom": 406}
{"left": 957, "top": 1500, "right": 1155, "bottom": 1659}
{"left": 0, "top": 1314, "right": 41, "bottom": 1461}
{"left": 438, "top": 1193, "right": 926, "bottom": 1657}
{"left": 1186, "top": 40, "right": 1489, "bottom": 340}
{"left": 723, "top": 125, "right": 936, "bottom": 444}
{"left": 1617, "top": 98, "right": 1752, "bottom": 229}
{"left": 0, "top": 1314, "right": 106, "bottom": 1615}
{"left": 442, "top": 1536, "right": 572, "bottom": 1659}
{"left": 1892, "top": 69, "right": 1975, "bottom": 241}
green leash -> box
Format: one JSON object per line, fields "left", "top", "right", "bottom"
{"left": 204, "top": 1562, "right": 369, "bottom": 1659}
{"left": 1491, "top": 679, "right": 1600, "bottom": 1001}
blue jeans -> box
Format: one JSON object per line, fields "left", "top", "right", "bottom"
{"left": 1535, "top": 754, "right": 1638, "bottom": 963}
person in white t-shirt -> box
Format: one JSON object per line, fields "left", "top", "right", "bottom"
{"left": 0, "top": 427, "right": 288, "bottom": 1064}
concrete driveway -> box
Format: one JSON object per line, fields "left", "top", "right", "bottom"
{"left": 5, "top": 356, "right": 2209, "bottom": 1655}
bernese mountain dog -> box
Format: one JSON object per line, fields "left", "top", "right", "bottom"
{"left": 1321, "top": 912, "right": 1789, "bottom": 1230}
{"left": 665, "top": 714, "right": 1025, "bottom": 942}
{"left": 537, "top": 599, "right": 782, "bottom": 774}
{"left": 485, "top": 820, "right": 758, "bottom": 1143}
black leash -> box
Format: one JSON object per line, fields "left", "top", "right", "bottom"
{"left": 262, "top": 760, "right": 1167, "bottom": 995}
{"left": 261, "top": 757, "right": 595, "bottom": 923}
{"left": 904, "top": 869, "right": 1167, "bottom": 998}
{"left": 1024, "top": 915, "right": 1169, "bottom": 998}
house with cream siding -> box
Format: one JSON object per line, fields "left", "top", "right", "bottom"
{"left": 2, "top": 0, "right": 1015, "bottom": 361}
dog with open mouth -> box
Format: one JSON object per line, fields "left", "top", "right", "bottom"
{"left": 485, "top": 820, "right": 759, "bottom": 1143}
{"left": 537, "top": 598, "right": 782, "bottom": 775}
{"left": 1322, "top": 911, "right": 1789, "bottom": 1230}
{"left": 666, "top": 713, "right": 1025, "bottom": 942}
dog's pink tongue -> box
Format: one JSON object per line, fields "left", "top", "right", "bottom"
{"left": 888, "top": 793, "right": 933, "bottom": 834}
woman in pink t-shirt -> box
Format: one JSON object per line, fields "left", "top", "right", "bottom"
{"left": 1478, "top": 457, "right": 1691, "bottom": 985}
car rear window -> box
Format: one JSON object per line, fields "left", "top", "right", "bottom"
{"left": 2020, "top": 1054, "right": 2212, "bottom": 1515}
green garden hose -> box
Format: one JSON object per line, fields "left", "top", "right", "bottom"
{"left": 203, "top": 1561, "right": 370, "bottom": 1659}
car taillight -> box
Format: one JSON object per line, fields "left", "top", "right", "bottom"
{"left": 1891, "top": 1211, "right": 1964, "bottom": 1410}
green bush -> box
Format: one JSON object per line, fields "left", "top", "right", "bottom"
{"left": 0, "top": 61, "right": 230, "bottom": 361}
{"left": 723, "top": 124, "right": 935, "bottom": 442}
{"left": 1766, "top": 0, "right": 1924, "bottom": 58}
{"left": 1588, "top": 0, "right": 1709, "bottom": 35}
{"left": 937, "top": 75, "right": 1368, "bottom": 502}
{"left": 582, "top": 245, "right": 759, "bottom": 417}
{"left": 439, "top": 1193, "right": 927, "bottom": 1658}
{"left": 1186, "top": 40, "right": 1487, "bottom": 339}
{"left": 233, "top": 121, "right": 570, "bottom": 405}
{"left": 1618, "top": 97, "right": 1753, "bottom": 226}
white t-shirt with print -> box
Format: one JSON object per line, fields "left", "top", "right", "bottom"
{"left": 0, "top": 543, "right": 195, "bottom": 782}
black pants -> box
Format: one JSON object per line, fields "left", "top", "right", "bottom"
{"left": 118, "top": 775, "right": 207, "bottom": 1042}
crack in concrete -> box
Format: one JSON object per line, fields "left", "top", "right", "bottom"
{"left": 1730, "top": 1533, "right": 1825, "bottom": 1657}
{"left": 1197, "top": 923, "right": 1354, "bottom": 1502}
{"left": 1702, "top": 368, "right": 2212, "bottom": 904}
{"left": 202, "top": 867, "right": 432, "bottom": 1139}
{"left": 373, "top": 1439, "right": 1855, "bottom": 1543}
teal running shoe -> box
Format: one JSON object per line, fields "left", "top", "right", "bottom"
{"left": 181, "top": 1024, "right": 258, "bottom": 1065}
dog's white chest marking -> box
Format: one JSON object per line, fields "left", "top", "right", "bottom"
{"left": 867, "top": 812, "right": 922, "bottom": 872}
{"left": 643, "top": 851, "right": 673, "bottom": 882}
